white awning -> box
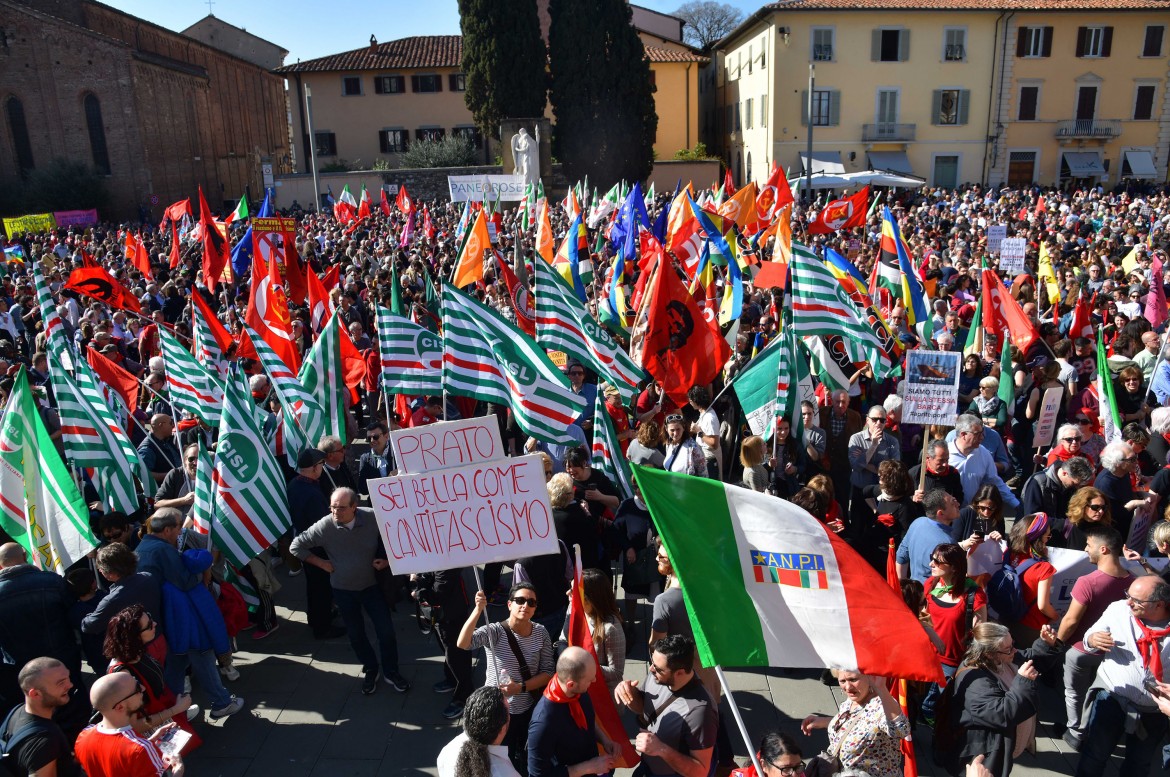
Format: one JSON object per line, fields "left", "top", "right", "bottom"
{"left": 1062, "top": 151, "right": 1106, "bottom": 177}
{"left": 866, "top": 151, "right": 914, "bottom": 176}
{"left": 1123, "top": 150, "right": 1157, "bottom": 179}
{"left": 799, "top": 151, "right": 846, "bottom": 176}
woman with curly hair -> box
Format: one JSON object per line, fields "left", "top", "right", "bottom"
{"left": 806, "top": 474, "right": 845, "bottom": 532}
{"left": 104, "top": 605, "right": 201, "bottom": 755}
{"left": 859, "top": 460, "right": 918, "bottom": 570}
{"left": 1051, "top": 486, "right": 1111, "bottom": 549}
{"left": 437, "top": 686, "right": 518, "bottom": 777}
{"left": 626, "top": 419, "right": 665, "bottom": 469}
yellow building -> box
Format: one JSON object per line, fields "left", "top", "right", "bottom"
{"left": 706, "top": 0, "right": 1169, "bottom": 189}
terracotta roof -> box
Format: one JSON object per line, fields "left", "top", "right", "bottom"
{"left": 645, "top": 45, "right": 709, "bottom": 63}
{"left": 276, "top": 35, "right": 462, "bottom": 74}
{"left": 765, "top": 0, "right": 1170, "bottom": 10}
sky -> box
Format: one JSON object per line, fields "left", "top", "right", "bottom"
{"left": 101, "top": 0, "right": 761, "bottom": 64}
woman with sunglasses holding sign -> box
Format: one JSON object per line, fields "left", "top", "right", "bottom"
{"left": 458, "top": 583, "right": 554, "bottom": 776}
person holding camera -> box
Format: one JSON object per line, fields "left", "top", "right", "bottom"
{"left": 413, "top": 568, "right": 472, "bottom": 720}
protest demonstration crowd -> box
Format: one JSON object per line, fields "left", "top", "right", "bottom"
{"left": 1, "top": 170, "right": 1170, "bottom": 777}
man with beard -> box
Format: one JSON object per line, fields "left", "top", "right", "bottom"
{"left": 0, "top": 658, "right": 80, "bottom": 775}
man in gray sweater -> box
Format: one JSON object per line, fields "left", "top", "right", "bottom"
{"left": 290, "top": 486, "right": 410, "bottom": 695}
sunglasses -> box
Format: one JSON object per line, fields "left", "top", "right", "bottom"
{"left": 868, "top": 415, "right": 886, "bottom": 421}
{"left": 665, "top": 414, "right": 684, "bottom": 423}
{"left": 139, "top": 616, "right": 156, "bottom": 633}
{"left": 1077, "top": 418, "right": 1093, "bottom": 425}
{"left": 114, "top": 681, "right": 145, "bottom": 708}
{"left": 510, "top": 596, "right": 538, "bottom": 608}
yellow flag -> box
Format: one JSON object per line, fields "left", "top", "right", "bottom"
{"left": 1121, "top": 245, "right": 1140, "bottom": 275}
{"left": 535, "top": 200, "right": 554, "bottom": 264}
{"left": 451, "top": 210, "right": 491, "bottom": 288}
{"left": 1037, "top": 242, "right": 1060, "bottom": 305}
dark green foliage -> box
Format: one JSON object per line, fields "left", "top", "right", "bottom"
{"left": 459, "top": 0, "right": 547, "bottom": 140}
{"left": 548, "top": 0, "right": 658, "bottom": 188}
{"left": 400, "top": 135, "right": 478, "bottom": 168}
{"left": 5, "top": 158, "right": 109, "bottom": 215}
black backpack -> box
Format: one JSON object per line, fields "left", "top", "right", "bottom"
{"left": 0, "top": 705, "right": 56, "bottom": 776}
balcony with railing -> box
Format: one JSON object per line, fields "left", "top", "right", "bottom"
{"left": 813, "top": 44, "right": 834, "bottom": 61}
{"left": 862, "top": 123, "right": 916, "bottom": 142}
{"left": 1055, "top": 119, "right": 1121, "bottom": 139}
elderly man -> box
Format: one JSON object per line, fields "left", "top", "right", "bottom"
{"left": 136, "top": 414, "right": 181, "bottom": 484}
{"left": 152, "top": 443, "right": 199, "bottom": 517}
{"left": 909, "top": 439, "right": 964, "bottom": 503}
{"left": 847, "top": 403, "right": 901, "bottom": 536}
{"left": 290, "top": 486, "right": 408, "bottom": 695}
{"left": 1075, "top": 575, "right": 1170, "bottom": 776}
{"left": 820, "top": 390, "right": 863, "bottom": 515}
{"left": 528, "top": 646, "right": 621, "bottom": 777}
{"left": 948, "top": 414, "right": 1019, "bottom": 510}
{"left": 1020, "top": 456, "right": 1094, "bottom": 519}
{"left": 74, "top": 673, "right": 180, "bottom": 777}
{"left": 1095, "top": 441, "right": 1155, "bottom": 542}
{"left": 318, "top": 435, "right": 358, "bottom": 500}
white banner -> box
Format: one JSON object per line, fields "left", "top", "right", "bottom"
{"left": 1032, "top": 387, "right": 1065, "bottom": 449}
{"left": 999, "top": 237, "right": 1027, "bottom": 275}
{"left": 370, "top": 454, "right": 559, "bottom": 575}
{"left": 448, "top": 175, "right": 527, "bottom": 202}
{"left": 389, "top": 416, "right": 505, "bottom": 475}
{"left": 903, "top": 350, "right": 961, "bottom": 426}
{"left": 987, "top": 224, "right": 1007, "bottom": 255}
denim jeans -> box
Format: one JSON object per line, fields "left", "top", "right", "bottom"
{"left": 921, "top": 662, "right": 958, "bottom": 721}
{"left": 164, "top": 649, "right": 232, "bottom": 710}
{"left": 333, "top": 585, "right": 399, "bottom": 675}
{"left": 1075, "top": 691, "right": 1169, "bottom": 777}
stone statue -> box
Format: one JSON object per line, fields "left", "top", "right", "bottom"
{"left": 510, "top": 127, "right": 540, "bottom": 187}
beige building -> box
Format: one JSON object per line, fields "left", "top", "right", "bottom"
{"left": 182, "top": 14, "right": 289, "bottom": 71}
{"left": 705, "top": 0, "right": 1169, "bottom": 189}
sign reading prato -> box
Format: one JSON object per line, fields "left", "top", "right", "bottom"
{"left": 389, "top": 416, "right": 505, "bottom": 475}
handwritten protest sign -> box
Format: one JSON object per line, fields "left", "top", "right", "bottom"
{"left": 987, "top": 224, "right": 1007, "bottom": 255}
{"left": 370, "top": 454, "right": 559, "bottom": 575}
{"left": 390, "top": 416, "right": 505, "bottom": 475}
{"left": 999, "top": 237, "right": 1027, "bottom": 275}
{"left": 903, "top": 350, "right": 961, "bottom": 426}
{"left": 1031, "top": 387, "right": 1065, "bottom": 449}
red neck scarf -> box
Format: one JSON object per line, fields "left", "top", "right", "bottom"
{"left": 542, "top": 675, "right": 587, "bottom": 730}
{"left": 1135, "top": 618, "right": 1170, "bottom": 680}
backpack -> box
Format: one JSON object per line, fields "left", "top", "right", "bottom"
{"left": 930, "top": 668, "right": 971, "bottom": 775}
{"left": 985, "top": 548, "right": 1039, "bottom": 622}
{"left": 0, "top": 705, "right": 56, "bottom": 776}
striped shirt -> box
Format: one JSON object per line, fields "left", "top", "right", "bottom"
{"left": 471, "top": 621, "right": 555, "bottom": 713}
{"left": 75, "top": 723, "right": 167, "bottom": 777}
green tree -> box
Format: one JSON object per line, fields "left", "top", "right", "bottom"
{"left": 549, "top": 0, "right": 657, "bottom": 187}
{"left": 400, "top": 135, "right": 478, "bottom": 169}
{"left": 459, "top": 0, "right": 547, "bottom": 140}
{"left": 19, "top": 159, "right": 109, "bottom": 214}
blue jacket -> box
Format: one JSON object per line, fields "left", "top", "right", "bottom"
{"left": 80, "top": 572, "right": 161, "bottom": 635}
{"left": 527, "top": 691, "right": 598, "bottom": 777}
{"left": 160, "top": 550, "right": 230, "bottom": 655}
{"left": 135, "top": 534, "right": 200, "bottom": 592}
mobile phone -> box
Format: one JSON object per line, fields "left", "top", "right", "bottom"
{"left": 1143, "top": 676, "right": 1161, "bottom": 696}
{"left": 972, "top": 531, "right": 984, "bottom": 541}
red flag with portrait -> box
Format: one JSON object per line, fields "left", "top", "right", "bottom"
{"left": 807, "top": 187, "right": 869, "bottom": 235}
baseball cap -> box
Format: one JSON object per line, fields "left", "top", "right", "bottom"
{"left": 296, "top": 448, "right": 327, "bottom": 469}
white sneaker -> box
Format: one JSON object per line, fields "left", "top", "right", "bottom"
{"left": 210, "top": 695, "right": 245, "bottom": 720}
{"left": 185, "top": 704, "right": 201, "bottom": 721}
{"left": 219, "top": 664, "right": 240, "bottom": 681}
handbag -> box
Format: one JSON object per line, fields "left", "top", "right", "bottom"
{"left": 804, "top": 704, "right": 867, "bottom": 777}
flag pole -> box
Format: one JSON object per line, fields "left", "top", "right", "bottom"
{"left": 714, "top": 665, "right": 764, "bottom": 777}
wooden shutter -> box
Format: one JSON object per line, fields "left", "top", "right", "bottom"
{"left": 1144, "top": 26, "right": 1164, "bottom": 57}
{"left": 1042, "top": 27, "right": 1053, "bottom": 57}
{"left": 1075, "top": 27, "right": 1087, "bottom": 57}
{"left": 958, "top": 90, "right": 970, "bottom": 125}
{"left": 1019, "top": 87, "right": 1038, "bottom": 120}
{"left": 871, "top": 29, "right": 881, "bottom": 61}
{"left": 829, "top": 91, "right": 841, "bottom": 125}
{"left": 931, "top": 90, "right": 943, "bottom": 125}
{"left": 898, "top": 29, "right": 910, "bottom": 61}
{"left": 1016, "top": 27, "right": 1028, "bottom": 56}
{"left": 1101, "top": 27, "right": 1113, "bottom": 57}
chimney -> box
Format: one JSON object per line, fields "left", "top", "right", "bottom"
{"left": 369, "top": 34, "right": 378, "bottom": 55}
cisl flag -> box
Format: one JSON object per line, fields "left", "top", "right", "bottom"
{"left": 634, "top": 464, "right": 943, "bottom": 681}
{"left": 807, "top": 186, "right": 869, "bottom": 235}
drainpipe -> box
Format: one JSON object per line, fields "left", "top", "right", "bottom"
{"left": 984, "top": 11, "right": 1013, "bottom": 184}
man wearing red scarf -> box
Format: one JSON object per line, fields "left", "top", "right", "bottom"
{"left": 527, "top": 646, "right": 620, "bottom": 777}
{"left": 1077, "top": 575, "right": 1170, "bottom": 776}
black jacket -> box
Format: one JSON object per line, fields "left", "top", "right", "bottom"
{"left": 414, "top": 568, "right": 469, "bottom": 626}
{"left": 356, "top": 448, "right": 395, "bottom": 495}
{"left": 1020, "top": 466, "right": 1071, "bottom": 523}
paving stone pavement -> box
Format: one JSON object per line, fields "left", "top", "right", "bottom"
{"left": 180, "top": 567, "right": 1143, "bottom": 777}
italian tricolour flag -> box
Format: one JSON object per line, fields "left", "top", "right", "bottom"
{"left": 633, "top": 465, "right": 943, "bottom": 682}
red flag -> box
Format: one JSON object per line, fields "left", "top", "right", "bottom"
{"left": 168, "top": 222, "right": 181, "bottom": 269}
{"left": 283, "top": 250, "right": 308, "bottom": 307}
{"left": 321, "top": 265, "right": 341, "bottom": 292}
{"left": 636, "top": 262, "right": 729, "bottom": 406}
{"left": 396, "top": 185, "right": 414, "bottom": 214}
{"left": 64, "top": 266, "right": 142, "bottom": 314}
{"left": 198, "top": 186, "right": 230, "bottom": 291}
{"left": 1146, "top": 254, "right": 1168, "bottom": 329}
{"left": 422, "top": 206, "right": 435, "bottom": 241}
{"left": 306, "top": 268, "right": 334, "bottom": 333}
{"left": 395, "top": 392, "right": 414, "bottom": 427}
{"left": 243, "top": 252, "right": 300, "bottom": 373}
{"left": 80, "top": 249, "right": 98, "bottom": 269}
{"left": 124, "top": 231, "right": 152, "bottom": 279}
{"left": 723, "top": 167, "right": 736, "bottom": 197}
{"left": 566, "top": 558, "right": 640, "bottom": 769}
{"left": 495, "top": 252, "right": 535, "bottom": 336}
{"left": 981, "top": 267, "right": 1043, "bottom": 355}
{"left": 338, "top": 322, "right": 367, "bottom": 389}
{"left": 885, "top": 540, "right": 920, "bottom": 777}
{"left": 806, "top": 187, "right": 869, "bottom": 235}
{"left": 86, "top": 347, "right": 140, "bottom": 415}
{"left": 1034, "top": 195, "right": 1047, "bottom": 217}
{"left": 1017, "top": 205, "right": 1030, "bottom": 222}
{"left": 191, "top": 290, "right": 233, "bottom": 352}
{"left": 159, "top": 198, "right": 192, "bottom": 230}
{"left": 357, "top": 187, "right": 372, "bottom": 221}
{"left": 379, "top": 189, "right": 392, "bottom": 217}
{"left": 755, "top": 161, "right": 794, "bottom": 224}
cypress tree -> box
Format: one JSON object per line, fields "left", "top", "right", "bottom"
{"left": 548, "top": 0, "right": 657, "bottom": 187}
{"left": 458, "top": 0, "right": 547, "bottom": 140}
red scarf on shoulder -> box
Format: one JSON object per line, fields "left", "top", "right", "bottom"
{"left": 542, "top": 675, "right": 587, "bottom": 730}
{"left": 1135, "top": 618, "right": 1170, "bottom": 681}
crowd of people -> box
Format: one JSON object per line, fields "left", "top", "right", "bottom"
{"left": 0, "top": 179, "right": 1168, "bottom": 777}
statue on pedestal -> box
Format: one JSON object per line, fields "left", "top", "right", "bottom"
{"left": 510, "top": 127, "right": 540, "bottom": 187}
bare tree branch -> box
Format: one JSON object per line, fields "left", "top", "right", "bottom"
{"left": 672, "top": 1, "right": 744, "bottom": 49}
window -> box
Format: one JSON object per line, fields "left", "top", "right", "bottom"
{"left": 449, "top": 73, "right": 467, "bottom": 92}
{"left": 1134, "top": 85, "right": 1156, "bottom": 120}
{"left": 872, "top": 29, "right": 908, "bottom": 62}
{"left": 411, "top": 74, "right": 442, "bottom": 93}
{"left": 83, "top": 94, "right": 110, "bottom": 175}
{"left": 374, "top": 75, "right": 405, "bottom": 94}
{"left": 1076, "top": 26, "right": 1112, "bottom": 58}
{"left": 748, "top": 45, "right": 753, "bottom": 74}
{"left": 314, "top": 131, "right": 337, "bottom": 156}
{"left": 802, "top": 89, "right": 840, "bottom": 126}
{"left": 735, "top": 101, "right": 741, "bottom": 131}
{"left": 745, "top": 98, "right": 753, "bottom": 129}
{"left": 1018, "top": 85, "right": 1039, "bottom": 121}
{"left": 416, "top": 127, "right": 445, "bottom": 142}
{"left": 943, "top": 28, "right": 966, "bottom": 61}
{"left": 378, "top": 128, "right": 408, "bottom": 153}
{"left": 746, "top": 152, "right": 752, "bottom": 181}
{"left": 1143, "top": 26, "right": 1165, "bottom": 57}
{"left": 933, "top": 155, "right": 959, "bottom": 189}
{"left": 5, "top": 97, "right": 34, "bottom": 177}
{"left": 759, "top": 36, "right": 766, "bottom": 68}
{"left": 876, "top": 88, "right": 899, "bottom": 125}
{"left": 342, "top": 76, "right": 362, "bottom": 96}
{"left": 932, "top": 89, "right": 969, "bottom": 125}
{"left": 812, "top": 27, "right": 834, "bottom": 61}
{"left": 453, "top": 126, "right": 481, "bottom": 146}
{"left": 1016, "top": 26, "right": 1053, "bottom": 58}
{"left": 761, "top": 94, "right": 767, "bottom": 127}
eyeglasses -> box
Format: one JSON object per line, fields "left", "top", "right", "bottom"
{"left": 184, "top": 456, "right": 198, "bottom": 463}
{"left": 1060, "top": 437, "right": 1081, "bottom": 444}
{"left": 330, "top": 503, "right": 354, "bottom": 511}
{"left": 139, "top": 617, "right": 155, "bottom": 633}
{"left": 1126, "top": 591, "right": 1159, "bottom": 606}
{"left": 510, "top": 596, "right": 538, "bottom": 608}
{"left": 929, "top": 557, "right": 948, "bottom": 566}
{"left": 1121, "top": 456, "right": 1138, "bottom": 463}
{"left": 649, "top": 662, "right": 673, "bottom": 677}
{"left": 114, "top": 681, "right": 145, "bottom": 708}
{"left": 868, "top": 415, "right": 886, "bottom": 422}
{"left": 1077, "top": 418, "right": 1093, "bottom": 425}
{"left": 763, "top": 760, "right": 805, "bottom": 777}
{"left": 368, "top": 433, "right": 384, "bottom": 442}
{"left": 1084, "top": 503, "right": 1106, "bottom": 513}
{"left": 994, "top": 645, "right": 1017, "bottom": 656}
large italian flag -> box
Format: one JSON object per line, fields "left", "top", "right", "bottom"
{"left": 633, "top": 465, "right": 942, "bottom": 682}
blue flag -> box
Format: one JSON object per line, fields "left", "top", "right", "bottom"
{"left": 256, "top": 189, "right": 273, "bottom": 218}
{"left": 230, "top": 226, "right": 253, "bottom": 278}
{"left": 611, "top": 182, "right": 651, "bottom": 263}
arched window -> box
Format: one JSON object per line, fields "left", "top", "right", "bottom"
{"left": 83, "top": 94, "right": 111, "bottom": 175}
{"left": 6, "top": 96, "right": 34, "bottom": 178}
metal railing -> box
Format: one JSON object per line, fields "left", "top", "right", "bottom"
{"left": 1055, "top": 119, "right": 1121, "bottom": 138}
{"left": 944, "top": 44, "right": 965, "bottom": 60}
{"left": 861, "top": 123, "right": 916, "bottom": 141}
{"left": 813, "top": 45, "right": 833, "bottom": 61}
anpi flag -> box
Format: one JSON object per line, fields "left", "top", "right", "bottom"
{"left": 806, "top": 187, "right": 869, "bottom": 235}
{"left": 632, "top": 465, "right": 943, "bottom": 681}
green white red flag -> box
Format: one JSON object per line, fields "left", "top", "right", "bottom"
{"left": 0, "top": 369, "right": 97, "bottom": 573}
{"left": 299, "top": 310, "right": 348, "bottom": 446}
{"left": 32, "top": 262, "right": 73, "bottom": 372}
{"left": 159, "top": 328, "right": 223, "bottom": 428}
{"left": 589, "top": 390, "right": 633, "bottom": 501}
{"left": 243, "top": 324, "right": 322, "bottom": 464}
{"left": 192, "top": 438, "right": 214, "bottom": 536}
{"left": 1097, "top": 329, "right": 1122, "bottom": 443}
{"left": 375, "top": 304, "right": 442, "bottom": 395}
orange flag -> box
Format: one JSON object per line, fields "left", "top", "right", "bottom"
{"left": 125, "top": 231, "right": 151, "bottom": 279}
{"left": 451, "top": 210, "right": 491, "bottom": 288}
{"left": 717, "top": 181, "right": 759, "bottom": 232}
{"left": 534, "top": 200, "right": 554, "bottom": 264}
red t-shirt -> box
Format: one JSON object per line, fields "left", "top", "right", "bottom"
{"left": 1068, "top": 570, "right": 1132, "bottom": 651}
{"left": 411, "top": 406, "right": 439, "bottom": 426}
{"left": 1012, "top": 554, "right": 1057, "bottom": 629}
{"left": 925, "top": 578, "right": 988, "bottom": 667}
{"left": 75, "top": 724, "right": 167, "bottom": 777}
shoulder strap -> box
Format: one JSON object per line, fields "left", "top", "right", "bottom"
{"left": 501, "top": 626, "right": 534, "bottom": 684}
{"left": 637, "top": 688, "right": 682, "bottom": 729}
{"left": 0, "top": 707, "right": 54, "bottom": 757}
{"left": 964, "top": 587, "right": 977, "bottom": 635}
{"left": 0, "top": 705, "right": 22, "bottom": 743}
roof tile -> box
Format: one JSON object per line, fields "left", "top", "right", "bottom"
{"left": 276, "top": 35, "right": 462, "bottom": 73}
{"left": 645, "top": 45, "right": 709, "bottom": 63}
{"left": 765, "top": 0, "right": 1169, "bottom": 10}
